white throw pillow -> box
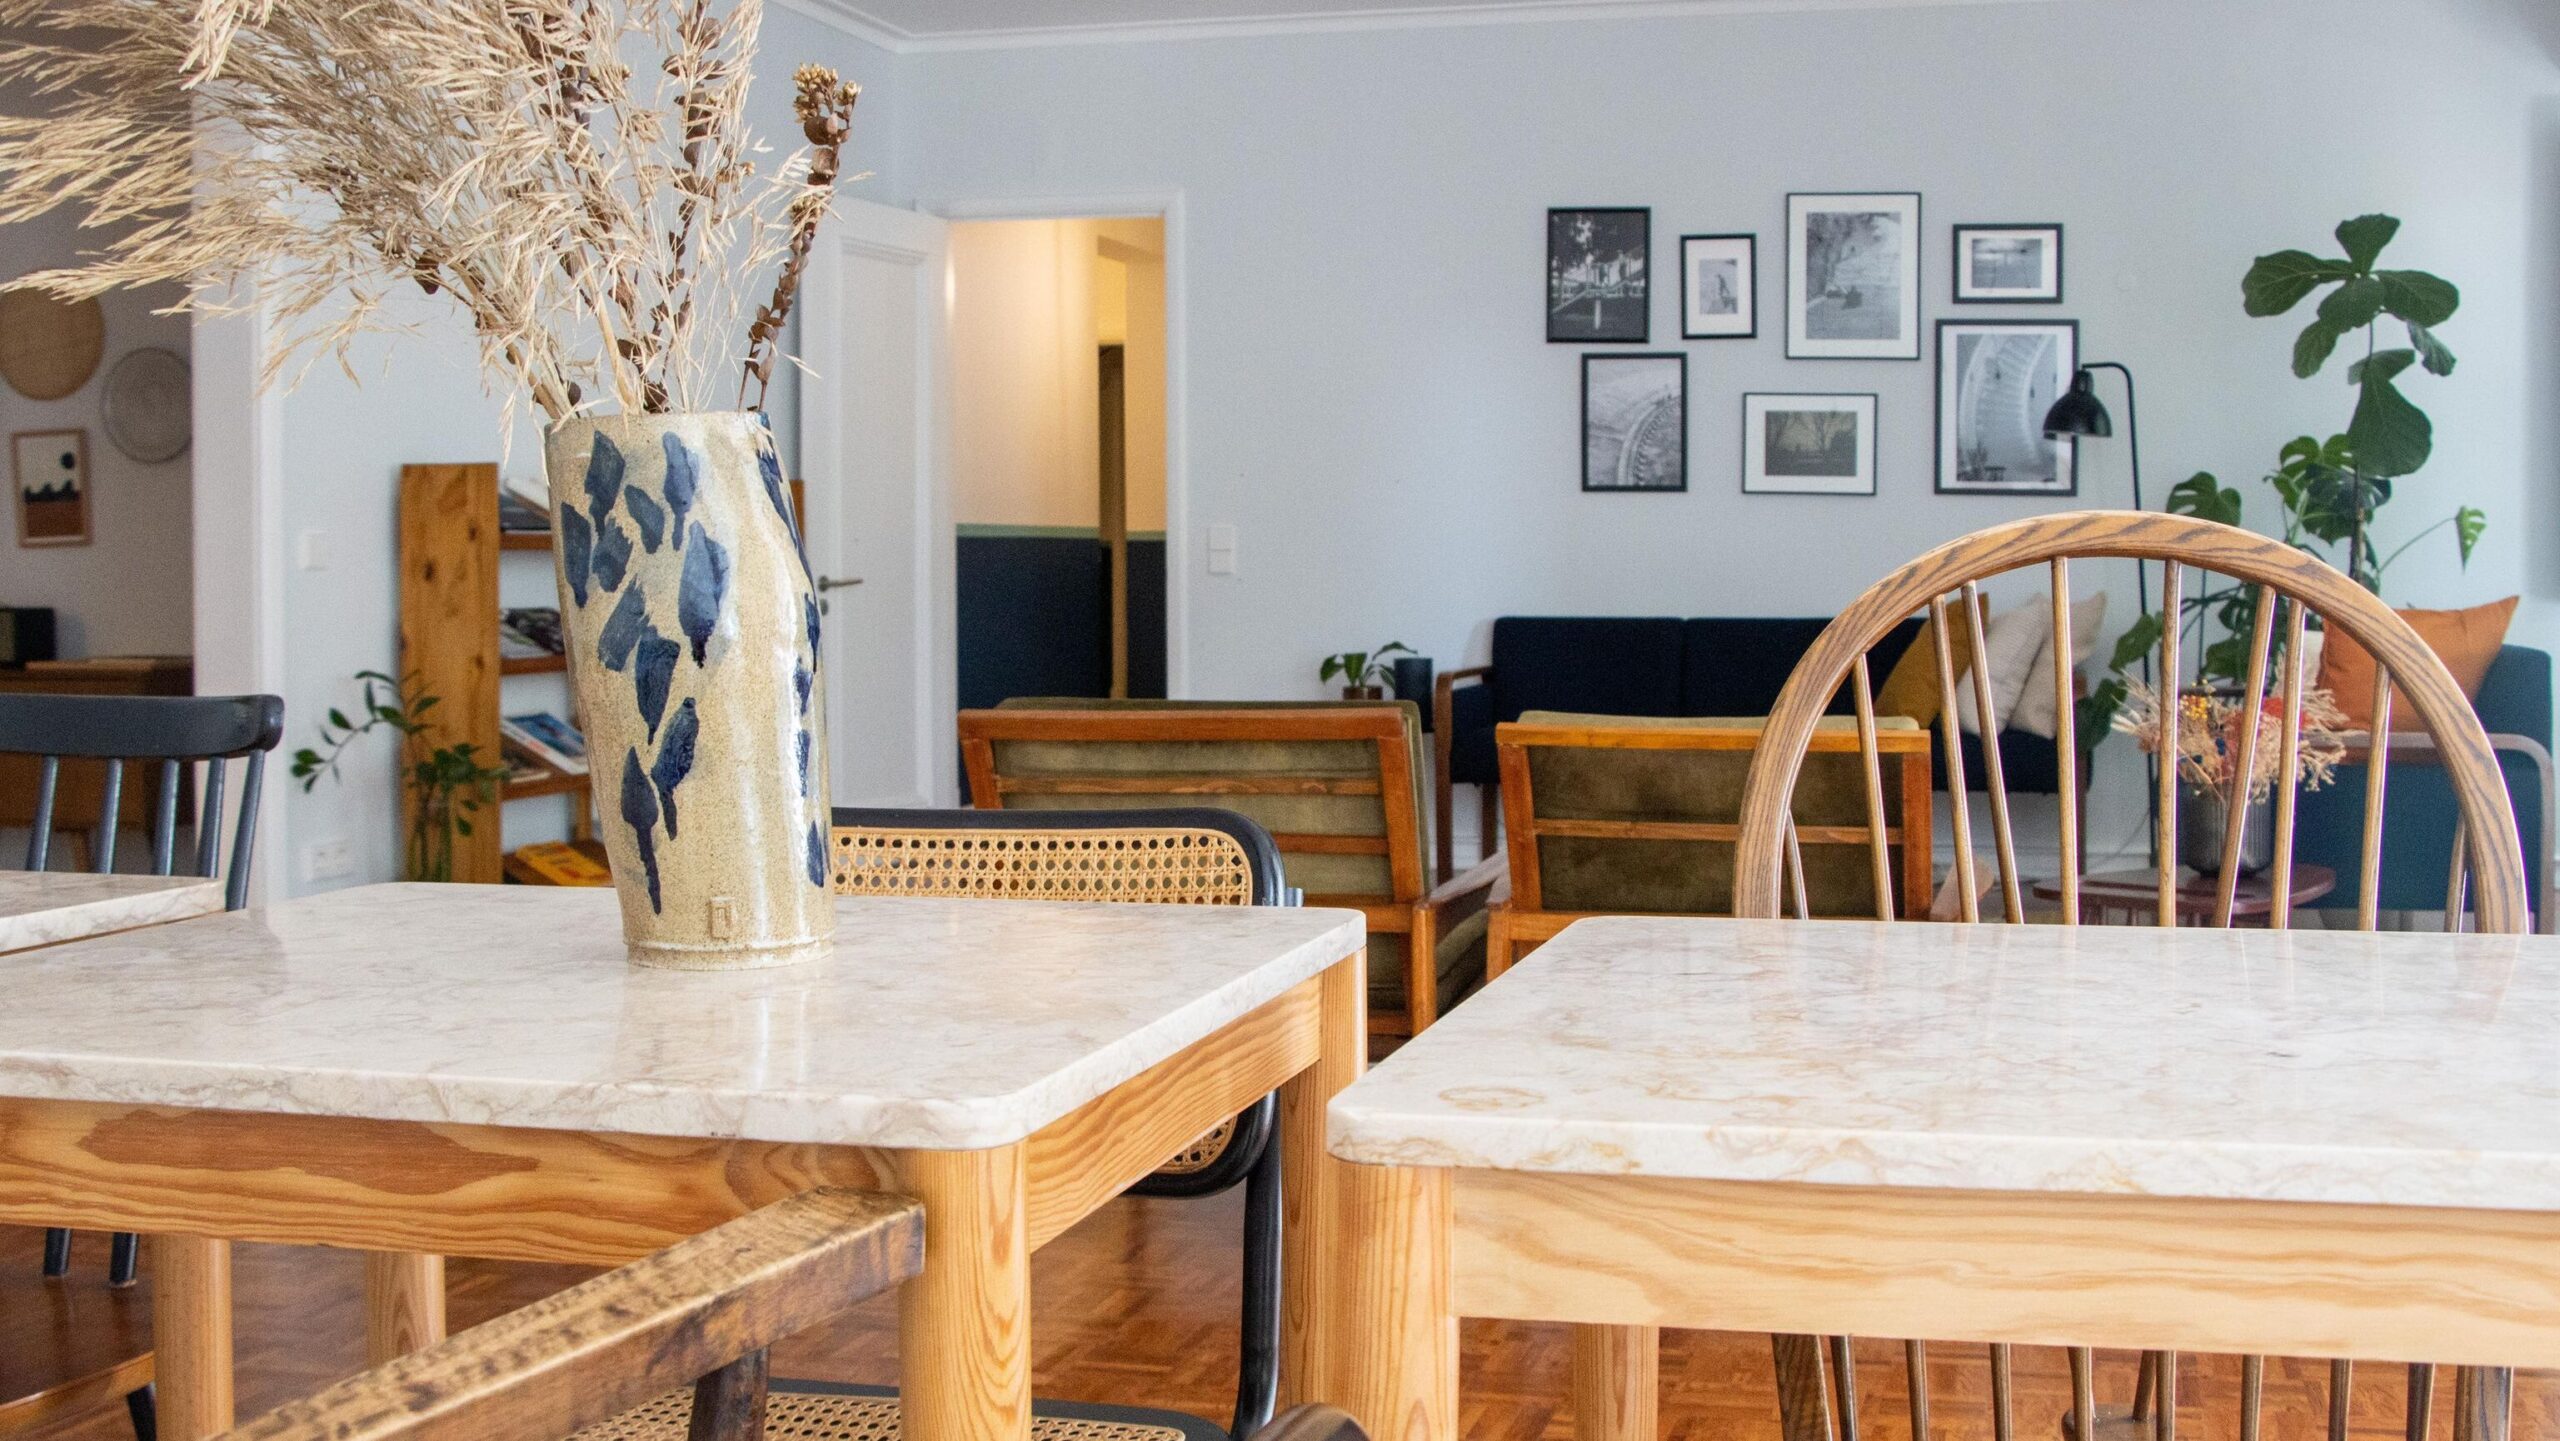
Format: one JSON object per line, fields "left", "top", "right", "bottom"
{"left": 1956, "top": 600, "right": 2049, "bottom": 736}
{"left": 2012, "top": 592, "right": 2111, "bottom": 739}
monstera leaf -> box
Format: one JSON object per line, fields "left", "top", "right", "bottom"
{"left": 2167, "top": 471, "right": 2243, "bottom": 527}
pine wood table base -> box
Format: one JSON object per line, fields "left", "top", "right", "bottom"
{"left": 0, "top": 962, "right": 1359, "bottom": 1441}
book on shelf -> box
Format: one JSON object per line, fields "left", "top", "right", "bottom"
{"left": 499, "top": 749, "right": 552, "bottom": 784}
{"left": 506, "top": 841, "right": 612, "bottom": 887}
{"left": 499, "top": 607, "right": 565, "bottom": 657}
{"left": 499, "top": 711, "right": 588, "bottom": 776}
{"left": 497, "top": 486, "right": 551, "bottom": 533}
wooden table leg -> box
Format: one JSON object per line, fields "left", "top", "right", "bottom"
{"left": 364, "top": 1252, "right": 448, "bottom": 1364}
{"left": 1338, "top": 1160, "right": 1453, "bottom": 1441}
{"left": 1279, "top": 950, "right": 1366, "bottom": 1410}
{"left": 153, "top": 1234, "right": 233, "bottom": 1441}
{"left": 899, "top": 1143, "right": 1031, "bottom": 1441}
{"left": 1573, "top": 1324, "right": 1659, "bottom": 1441}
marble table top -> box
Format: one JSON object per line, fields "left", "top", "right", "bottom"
{"left": 1330, "top": 916, "right": 2560, "bottom": 1211}
{"left": 0, "top": 883, "right": 1364, "bottom": 1150}
{"left": 0, "top": 871, "right": 225, "bottom": 955}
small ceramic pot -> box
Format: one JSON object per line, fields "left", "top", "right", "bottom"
{"left": 544, "top": 411, "right": 834, "bottom": 970}
{"left": 1342, "top": 685, "right": 1384, "bottom": 701}
{"left": 2178, "top": 781, "right": 2274, "bottom": 878}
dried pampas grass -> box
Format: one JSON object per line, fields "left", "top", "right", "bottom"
{"left": 0, "top": 0, "right": 861, "bottom": 425}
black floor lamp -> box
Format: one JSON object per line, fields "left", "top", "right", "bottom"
{"left": 2044, "top": 361, "right": 2160, "bottom": 860}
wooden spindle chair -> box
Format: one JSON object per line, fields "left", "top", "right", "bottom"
{"left": 829, "top": 805, "right": 1290, "bottom": 1441}
{"left": 1714, "top": 514, "right": 2529, "bottom": 1441}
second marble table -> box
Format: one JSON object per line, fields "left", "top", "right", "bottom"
{"left": 0, "top": 882, "right": 1369, "bottom": 1441}
{"left": 1328, "top": 915, "right": 2560, "bottom": 1441}
{"left": 0, "top": 870, "right": 223, "bottom": 954}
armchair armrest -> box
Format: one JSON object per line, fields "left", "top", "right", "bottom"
{"left": 1433, "top": 666, "right": 1495, "bottom": 883}
{"left": 1426, "top": 852, "right": 1508, "bottom": 915}
{"left": 213, "top": 1190, "right": 923, "bottom": 1441}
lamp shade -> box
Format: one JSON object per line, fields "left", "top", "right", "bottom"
{"left": 2043, "top": 367, "right": 2113, "bottom": 439}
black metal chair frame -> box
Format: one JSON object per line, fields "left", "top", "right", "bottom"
{"left": 831, "top": 805, "right": 1287, "bottom": 1440}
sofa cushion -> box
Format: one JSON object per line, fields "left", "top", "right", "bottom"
{"left": 1490, "top": 617, "right": 1685, "bottom": 722}
{"left": 1680, "top": 617, "right": 1929, "bottom": 718}
{"left": 1933, "top": 726, "right": 2062, "bottom": 796}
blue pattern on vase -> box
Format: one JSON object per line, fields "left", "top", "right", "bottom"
{"left": 620, "top": 748, "right": 662, "bottom": 913}
{"left": 677, "top": 523, "right": 729, "bottom": 666}
{"left": 590, "top": 516, "right": 633, "bottom": 593}
{"left": 584, "top": 432, "right": 625, "bottom": 526}
{"left": 661, "top": 433, "right": 698, "bottom": 550}
{"left": 803, "top": 595, "right": 821, "bottom": 658}
{"left": 559, "top": 506, "right": 594, "bottom": 607}
{"left": 597, "top": 585, "right": 650, "bottom": 671}
{"left": 804, "top": 821, "right": 826, "bottom": 888}
{"left": 623, "top": 485, "right": 667, "bottom": 552}
{"left": 633, "top": 629, "right": 680, "bottom": 741}
{"left": 796, "top": 726, "right": 812, "bottom": 794}
{"left": 650, "top": 698, "right": 699, "bottom": 839}
{"left": 756, "top": 443, "right": 814, "bottom": 585}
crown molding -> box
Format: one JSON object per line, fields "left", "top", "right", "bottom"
{"left": 773, "top": 0, "right": 2059, "bottom": 54}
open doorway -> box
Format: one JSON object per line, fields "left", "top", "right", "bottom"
{"left": 947, "top": 216, "right": 1167, "bottom": 711}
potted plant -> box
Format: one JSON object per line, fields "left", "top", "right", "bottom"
{"left": 2112, "top": 680, "right": 2349, "bottom": 876}
{"left": 292, "top": 671, "right": 513, "bottom": 885}
{"left": 1320, "top": 643, "right": 1415, "bottom": 701}
{"left": 0, "top": 3, "right": 866, "bottom": 968}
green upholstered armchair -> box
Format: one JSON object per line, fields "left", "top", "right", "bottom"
{"left": 1489, "top": 712, "right": 1932, "bottom": 973}
{"left": 958, "top": 699, "right": 1498, "bottom": 1037}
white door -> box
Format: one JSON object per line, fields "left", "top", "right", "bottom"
{"left": 799, "top": 199, "right": 956, "bottom": 808}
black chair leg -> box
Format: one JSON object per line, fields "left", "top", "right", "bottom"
{"left": 127, "top": 1382, "right": 157, "bottom": 1441}
{"left": 109, "top": 1230, "right": 140, "bottom": 1287}
{"left": 42, "top": 1226, "right": 71, "bottom": 1277}
{"left": 1230, "top": 1113, "right": 1282, "bottom": 1441}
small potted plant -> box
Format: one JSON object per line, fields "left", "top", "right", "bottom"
{"left": 1319, "top": 643, "right": 1414, "bottom": 701}
{"left": 293, "top": 671, "right": 514, "bottom": 885}
{"left": 2113, "top": 679, "right": 2349, "bottom": 876}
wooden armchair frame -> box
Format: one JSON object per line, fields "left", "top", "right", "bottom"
{"left": 1490, "top": 719, "right": 1931, "bottom": 976}
{"left": 958, "top": 706, "right": 1501, "bottom": 1035}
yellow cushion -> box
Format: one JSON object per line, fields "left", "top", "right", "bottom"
{"left": 2316, "top": 597, "right": 2517, "bottom": 731}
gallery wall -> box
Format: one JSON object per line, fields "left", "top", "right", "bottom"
{"left": 899, "top": 0, "right": 2560, "bottom": 860}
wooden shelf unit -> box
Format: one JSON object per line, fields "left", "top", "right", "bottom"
{"left": 397, "top": 463, "right": 590, "bottom": 884}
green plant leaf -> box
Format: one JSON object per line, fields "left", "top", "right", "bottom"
{"left": 2347, "top": 372, "right": 2433, "bottom": 477}
{"left": 2077, "top": 677, "right": 2128, "bottom": 755}
{"left": 2408, "top": 321, "right": 2456, "bottom": 377}
{"left": 2334, "top": 214, "right": 2400, "bottom": 271}
{"left": 2346, "top": 348, "right": 2416, "bottom": 386}
{"left": 2457, "top": 506, "right": 2486, "bottom": 565}
{"left": 327, "top": 708, "right": 349, "bottom": 730}
{"left": 2319, "top": 433, "right": 2355, "bottom": 469}
{"left": 2291, "top": 319, "right": 2344, "bottom": 378}
{"left": 2167, "top": 471, "right": 2243, "bottom": 526}
{"left": 2202, "top": 635, "right": 2254, "bottom": 688}
{"left": 2278, "top": 435, "right": 2323, "bottom": 469}
{"left": 2315, "top": 275, "right": 2386, "bottom": 330}
{"left": 2108, "top": 611, "right": 2165, "bottom": 671}
{"left": 2242, "top": 250, "right": 2354, "bottom": 316}
{"left": 2375, "top": 270, "right": 2459, "bottom": 327}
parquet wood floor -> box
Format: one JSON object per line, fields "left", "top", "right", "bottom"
{"left": 11, "top": 1198, "right": 2559, "bottom": 1441}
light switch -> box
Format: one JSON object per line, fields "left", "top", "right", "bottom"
{"left": 295, "top": 528, "right": 329, "bottom": 571}
{"left": 1207, "top": 523, "right": 1237, "bottom": 576}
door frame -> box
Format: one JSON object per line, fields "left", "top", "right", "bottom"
{"left": 919, "top": 189, "right": 1192, "bottom": 700}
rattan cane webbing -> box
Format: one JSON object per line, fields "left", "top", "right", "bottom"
{"left": 573, "top": 1388, "right": 1191, "bottom": 1441}
{"left": 829, "top": 826, "right": 1255, "bottom": 907}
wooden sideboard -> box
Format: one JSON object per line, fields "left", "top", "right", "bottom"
{"left": 0, "top": 657, "right": 197, "bottom": 848}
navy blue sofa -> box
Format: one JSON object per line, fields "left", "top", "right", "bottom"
{"left": 1431, "top": 615, "right": 2068, "bottom": 876}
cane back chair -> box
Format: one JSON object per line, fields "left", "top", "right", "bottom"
{"left": 1704, "top": 514, "right": 2527, "bottom": 1441}
{"left": 0, "top": 691, "right": 283, "bottom": 1441}
{"left": 826, "top": 805, "right": 1289, "bottom": 1441}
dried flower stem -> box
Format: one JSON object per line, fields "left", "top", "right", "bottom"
{"left": 739, "top": 64, "right": 857, "bottom": 412}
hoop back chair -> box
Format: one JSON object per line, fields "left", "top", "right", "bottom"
{"left": 828, "top": 805, "right": 1289, "bottom": 1441}
{"left": 1715, "top": 514, "right": 2527, "bottom": 1441}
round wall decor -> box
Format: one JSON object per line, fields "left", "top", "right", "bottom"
{"left": 102, "top": 346, "right": 192, "bottom": 463}
{"left": 0, "top": 289, "right": 106, "bottom": 401}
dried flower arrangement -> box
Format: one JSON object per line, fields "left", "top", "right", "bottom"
{"left": 2112, "top": 680, "right": 2350, "bottom": 804}
{"left": 0, "top": 0, "right": 859, "bottom": 425}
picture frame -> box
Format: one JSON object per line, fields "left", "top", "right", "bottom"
{"left": 1786, "top": 192, "right": 1922, "bottom": 360}
{"left": 13, "top": 428, "right": 89, "bottom": 548}
{"left": 1742, "top": 393, "right": 1877, "bottom": 496}
{"left": 1549, "top": 207, "right": 1650, "bottom": 344}
{"left": 1582, "top": 353, "right": 1687, "bottom": 493}
{"left": 1953, "top": 223, "right": 2064, "bottom": 303}
{"left": 1679, "top": 233, "right": 1757, "bottom": 339}
{"left": 1936, "top": 319, "right": 2078, "bottom": 495}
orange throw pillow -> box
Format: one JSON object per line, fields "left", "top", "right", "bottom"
{"left": 2316, "top": 596, "right": 2517, "bottom": 730}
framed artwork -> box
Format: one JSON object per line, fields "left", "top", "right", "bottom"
{"left": 1953, "top": 224, "right": 2064, "bottom": 303}
{"left": 1582, "top": 353, "right": 1686, "bottom": 493}
{"left": 1742, "top": 393, "right": 1877, "bottom": 496}
{"left": 1548, "top": 208, "right": 1650, "bottom": 343}
{"left": 14, "top": 429, "right": 90, "bottom": 547}
{"left": 1786, "top": 191, "right": 1922, "bottom": 359}
{"left": 1936, "top": 319, "right": 2078, "bottom": 495}
{"left": 1680, "top": 233, "right": 1757, "bottom": 339}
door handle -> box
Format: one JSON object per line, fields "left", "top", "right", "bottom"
{"left": 817, "top": 576, "right": 864, "bottom": 592}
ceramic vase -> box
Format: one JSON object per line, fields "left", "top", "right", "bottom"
{"left": 543, "top": 412, "right": 834, "bottom": 970}
{"left": 2178, "top": 781, "right": 2274, "bottom": 879}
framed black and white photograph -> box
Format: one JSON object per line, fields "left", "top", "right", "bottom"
{"left": 1549, "top": 208, "right": 1650, "bottom": 343}
{"left": 1742, "top": 393, "right": 1876, "bottom": 495}
{"left": 1786, "top": 192, "right": 1921, "bottom": 359}
{"left": 1680, "top": 233, "right": 1756, "bottom": 339}
{"left": 1936, "top": 319, "right": 2078, "bottom": 494}
{"left": 1582, "top": 353, "right": 1686, "bottom": 492}
{"left": 1953, "top": 224, "right": 2063, "bottom": 303}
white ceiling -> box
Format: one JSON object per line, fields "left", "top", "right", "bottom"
{"left": 784, "top": 0, "right": 2048, "bottom": 51}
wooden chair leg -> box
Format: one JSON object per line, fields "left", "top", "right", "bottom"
{"left": 1908, "top": 1341, "right": 1932, "bottom": 1441}
{"left": 686, "top": 1348, "right": 770, "bottom": 1441}
{"left": 2132, "top": 1351, "right": 2158, "bottom": 1422}
{"left": 43, "top": 1226, "right": 71, "bottom": 1277}
{"left": 1772, "top": 1335, "right": 1834, "bottom": 1441}
{"left": 2408, "top": 1365, "right": 2437, "bottom": 1441}
{"left": 2453, "top": 1367, "right": 2511, "bottom": 1441}
{"left": 1829, "top": 1336, "right": 1861, "bottom": 1441}
{"left": 127, "top": 1383, "right": 157, "bottom": 1441}
{"left": 1572, "top": 1325, "right": 1657, "bottom": 1441}
{"left": 1486, "top": 909, "right": 1514, "bottom": 982}
{"left": 2330, "top": 1360, "right": 2354, "bottom": 1441}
